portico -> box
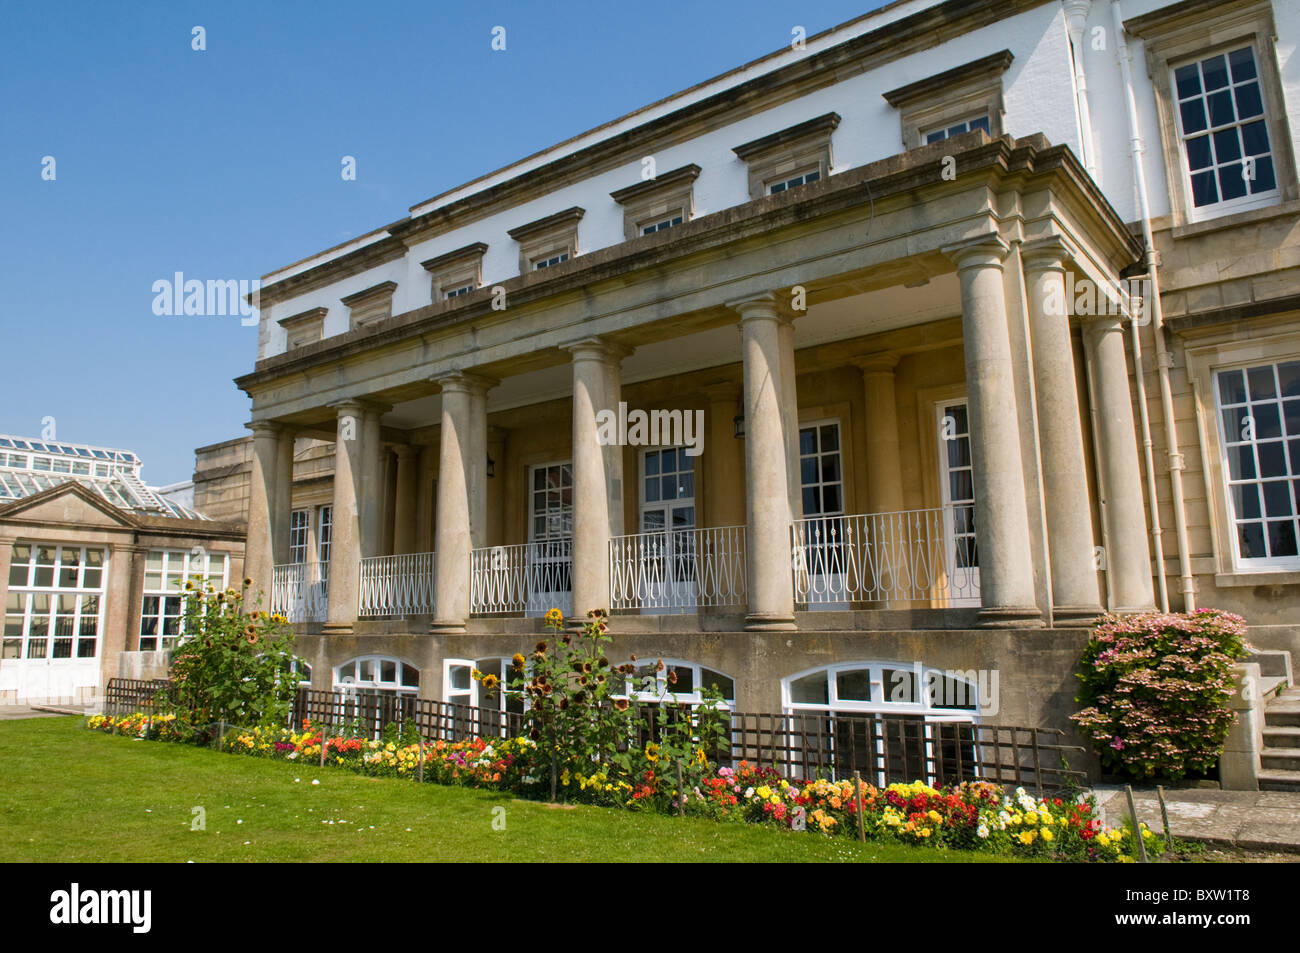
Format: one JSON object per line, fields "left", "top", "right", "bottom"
{"left": 239, "top": 135, "right": 1152, "bottom": 667}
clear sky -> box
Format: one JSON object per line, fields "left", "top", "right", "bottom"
{"left": 1, "top": 0, "right": 887, "bottom": 488}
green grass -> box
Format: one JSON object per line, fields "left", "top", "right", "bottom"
{"left": 0, "top": 717, "right": 1024, "bottom": 863}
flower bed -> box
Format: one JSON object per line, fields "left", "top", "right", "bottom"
{"left": 86, "top": 711, "right": 1154, "bottom": 862}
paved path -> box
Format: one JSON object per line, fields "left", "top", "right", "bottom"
{"left": 0, "top": 705, "right": 69, "bottom": 721}
{"left": 1092, "top": 785, "right": 1300, "bottom": 854}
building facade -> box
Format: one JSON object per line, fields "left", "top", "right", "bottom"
{"left": 0, "top": 435, "right": 245, "bottom": 705}
{"left": 235, "top": 0, "right": 1300, "bottom": 739}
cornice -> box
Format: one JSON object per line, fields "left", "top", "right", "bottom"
{"left": 881, "top": 49, "right": 1014, "bottom": 107}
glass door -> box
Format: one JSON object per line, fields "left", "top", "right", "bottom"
{"left": 526, "top": 462, "right": 573, "bottom": 617}
{"left": 639, "top": 448, "right": 696, "bottom": 612}
{"left": 936, "top": 401, "right": 980, "bottom": 606}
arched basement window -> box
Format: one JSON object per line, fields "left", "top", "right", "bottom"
{"left": 611, "top": 658, "right": 735, "bottom": 708}
{"left": 335, "top": 655, "right": 420, "bottom": 695}
{"left": 781, "top": 661, "right": 981, "bottom": 786}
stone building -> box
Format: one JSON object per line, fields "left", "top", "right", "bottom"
{"left": 0, "top": 435, "right": 244, "bottom": 705}
{"left": 233, "top": 0, "right": 1300, "bottom": 741}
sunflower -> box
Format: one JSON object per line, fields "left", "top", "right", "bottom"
{"left": 644, "top": 742, "right": 660, "bottom": 763}
{"left": 245, "top": 631, "right": 259, "bottom": 645}
{"left": 534, "top": 641, "right": 548, "bottom": 654}
{"left": 511, "top": 653, "right": 526, "bottom": 668}
{"left": 543, "top": 608, "right": 563, "bottom": 626}
{"left": 481, "top": 674, "right": 500, "bottom": 691}
{"left": 613, "top": 698, "right": 629, "bottom": 712}
{"left": 242, "top": 577, "right": 253, "bottom": 587}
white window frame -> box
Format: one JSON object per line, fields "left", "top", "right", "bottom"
{"left": 333, "top": 655, "right": 420, "bottom": 695}
{"left": 612, "top": 657, "right": 735, "bottom": 709}
{"left": 766, "top": 167, "right": 821, "bottom": 195}
{"left": 639, "top": 213, "right": 684, "bottom": 235}
{"left": 289, "top": 509, "right": 309, "bottom": 564}
{"left": 782, "top": 661, "right": 980, "bottom": 785}
{"left": 4, "top": 543, "right": 107, "bottom": 661}
{"left": 138, "top": 548, "right": 230, "bottom": 651}
{"left": 316, "top": 505, "right": 333, "bottom": 565}
{"left": 922, "top": 113, "right": 991, "bottom": 144}
{"left": 1170, "top": 43, "right": 1280, "bottom": 222}
{"left": 936, "top": 399, "right": 980, "bottom": 606}
{"left": 531, "top": 250, "right": 570, "bottom": 271}
{"left": 1212, "top": 358, "right": 1300, "bottom": 570}
{"left": 798, "top": 419, "right": 844, "bottom": 518}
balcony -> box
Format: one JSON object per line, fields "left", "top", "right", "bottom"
{"left": 609, "top": 525, "right": 747, "bottom": 613}
{"left": 470, "top": 538, "right": 573, "bottom": 617}
{"left": 791, "top": 508, "right": 979, "bottom": 607}
{"left": 270, "top": 561, "right": 329, "bottom": 623}
{"left": 359, "top": 552, "right": 436, "bottom": 617}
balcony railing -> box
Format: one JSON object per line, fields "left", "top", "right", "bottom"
{"left": 358, "top": 552, "right": 437, "bottom": 617}
{"left": 791, "top": 508, "right": 979, "bottom": 606}
{"left": 609, "top": 525, "right": 747, "bottom": 612}
{"left": 270, "top": 561, "right": 330, "bottom": 623}
{"left": 470, "top": 538, "right": 572, "bottom": 617}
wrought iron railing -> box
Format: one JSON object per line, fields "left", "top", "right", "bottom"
{"left": 358, "top": 552, "right": 436, "bottom": 617}
{"left": 470, "top": 538, "right": 572, "bottom": 616}
{"left": 609, "top": 525, "right": 746, "bottom": 611}
{"left": 270, "top": 561, "right": 330, "bottom": 622}
{"left": 791, "top": 508, "right": 979, "bottom": 606}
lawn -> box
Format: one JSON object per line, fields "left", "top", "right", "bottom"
{"left": 0, "top": 716, "right": 1022, "bottom": 863}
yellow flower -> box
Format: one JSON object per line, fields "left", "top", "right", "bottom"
{"left": 1041, "top": 828, "right": 1054, "bottom": 842}
{"left": 644, "top": 742, "right": 660, "bottom": 763}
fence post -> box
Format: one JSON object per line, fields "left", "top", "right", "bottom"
{"left": 853, "top": 770, "right": 866, "bottom": 843}
{"left": 417, "top": 738, "right": 425, "bottom": 784}
{"left": 550, "top": 751, "right": 558, "bottom": 803}
{"left": 1124, "top": 784, "right": 1149, "bottom": 863}
{"left": 216, "top": 719, "right": 224, "bottom": 751}
{"left": 320, "top": 722, "right": 329, "bottom": 768}
{"left": 1156, "top": 785, "right": 1174, "bottom": 856}
{"left": 676, "top": 760, "right": 685, "bottom": 817}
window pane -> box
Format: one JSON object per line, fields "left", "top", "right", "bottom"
{"left": 789, "top": 672, "right": 828, "bottom": 705}
{"left": 1228, "top": 46, "right": 1257, "bottom": 82}
{"left": 835, "top": 669, "right": 872, "bottom": 701}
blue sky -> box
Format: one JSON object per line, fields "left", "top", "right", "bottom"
{"left": 1, "top": 0, "right": 885, "bottom": 487}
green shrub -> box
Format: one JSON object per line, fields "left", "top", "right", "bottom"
{"left": 1072, "top": 609, "right": 1248, "bottom": 780}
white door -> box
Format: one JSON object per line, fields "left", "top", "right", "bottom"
{"left": 936, "top": 401, "right": 980, "bottom": 605}
{"left": 526, "top": 462, "right": 573, "bottom": 617}
{"left": 639, "top": 448, "right": 696, "bottom": 612}
{"left": 798, "top": 421, "right": 848, "bottom": 609}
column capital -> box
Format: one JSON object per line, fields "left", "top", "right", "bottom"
{"left": 560, "top": 336, "right": 632, "bottom": 363}
{"left": 246, "top": 419, "right": 282, "bottom": 436}
{"left": 942, "top": 232, "right": 1009, "bottom": 271}
{"left": 850, "top": 352, "right": 901, "bottom": 374}
{"left": 432, "top": 371, "right": 498, "bottom": 396}
{"left": 725, "top": 291, "right": 790, "bottom": 324}
{"left": 1020, "top": 235, "right": 1074, "bottom": 275}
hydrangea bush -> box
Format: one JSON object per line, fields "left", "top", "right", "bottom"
{"left": 1071, "top": 609, "right": 1248, "bottom": 781}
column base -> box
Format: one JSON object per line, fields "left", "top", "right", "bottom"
{"left": 321, "top": 622, "right": 354, "bottom": 637}
{"left": 744, "top": 613, "right": 797, "bottom": 632}
{"left": 1052, "top": 605, "right": 1105, "bottom": 627}
{"left": 428, "top": 618, "right": 467, "bottom": 635}
{"left": 975, "top": 606, "right": 1044, "bottom": 629}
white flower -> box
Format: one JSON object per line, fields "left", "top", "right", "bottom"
{"left": 977, "top": 824, "right": 990, "bottom": 839}
{"left": 744, "top": 787, "right": 754, "bottom": 799}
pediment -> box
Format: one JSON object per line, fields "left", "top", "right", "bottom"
{"left": 0, "top": 482, "right": 136, "bottom": 530}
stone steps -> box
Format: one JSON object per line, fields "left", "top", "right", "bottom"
{"left": 1261, "top": 747, "right": 1300, "bottom": 772}
{"left": 1258, "top": 768, "right": 1300, "bottom": 793}
{"left": 1264, "top": 725, "right": 1300, "bottom": 748}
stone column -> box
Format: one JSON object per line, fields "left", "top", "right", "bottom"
{"left": 1023, "top": 239, "right": 1103, "bottom": 622}
{"left": 121, "top": 545, "right": 147, "bottom": 653}
{"left": 244, "top": 421, "right": 285, "bottom": 598}
{"left": 360, "top": 405, "right": 386, "bottom": 559}
{"left": 602, "top": 347, "right": 630, "bottom": 539}
{"left": 1083, "top": 313, "right": 1156, "bottom": 611}
{"left": 703, "top": 383, "right": 746, "bottom": 527}
{"left": 853, "top": 354, "right": 905, "bottom": 604}
{"left": 855, "top": 354, "right": 905, "bottom": 516}
{"left": 393, "top": 445, "right": 418, "bottom": 555}
{"left": 101, "top": 542, "right": 142, "bottom": 694}
{"left": 415, "top": 443, "right": 435, "bottom": 553}
{"left": 467, "top": 384, "right": 491, "bottom": 551}
{"left": 777, "top": 316, "right": 802, "bottom": 522}
{"left": 730, "top": 293, "right": 796, "bottom": 631}
{"left": 325, "top": 401, "right": 365, "bottom": 632}
{"left": 430, "top": 373, "right": 493, "bottom": 632}
{"left": 566, "top": 339, "right": 615, "bottom": 619}
{"left": 943, "top": 234, "right": 1042, "bottom": 627}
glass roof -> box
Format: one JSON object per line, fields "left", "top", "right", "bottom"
{"left": 0, "top": 434, "right": 204, "bottom": 520}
